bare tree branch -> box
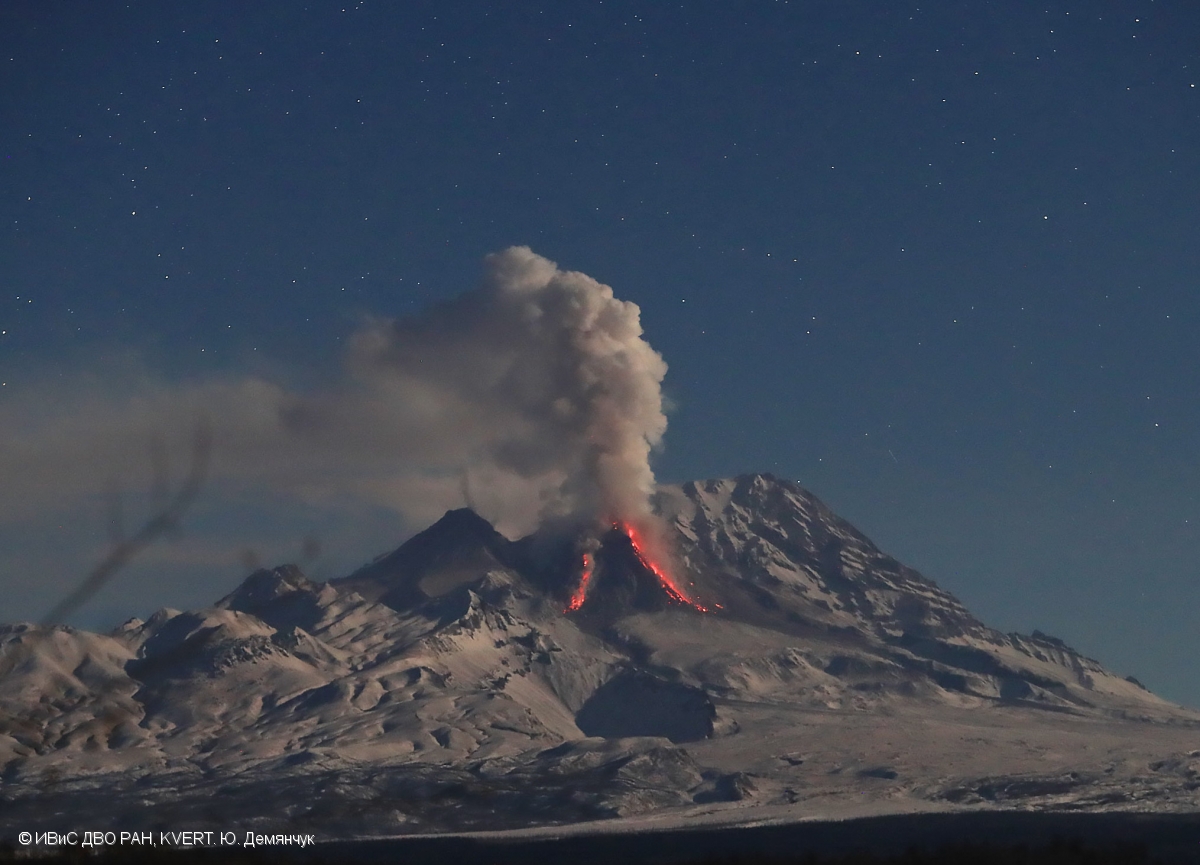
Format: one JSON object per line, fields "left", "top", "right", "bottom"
{"left": 38, "top": 417, "right": 212, "bottom": 627}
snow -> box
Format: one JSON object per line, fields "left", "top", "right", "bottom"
{"left": 3, "top": 472, "right": 1199, "bottom": 838}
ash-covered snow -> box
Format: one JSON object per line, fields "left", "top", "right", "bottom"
{"left": 3, "top": 473, "right": 1198, "bottom": 838}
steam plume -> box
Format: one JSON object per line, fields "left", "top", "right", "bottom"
{"left": 0, "top": 247, "right": 675, "bottom": 617}
{"left": 339, "top": 246, "right": 670, "bottom": 530}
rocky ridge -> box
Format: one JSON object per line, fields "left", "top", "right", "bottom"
{"left": 2, "top": 474, "right": 1197, "bottom": 837}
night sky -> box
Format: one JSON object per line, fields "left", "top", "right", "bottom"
{"left": 4, "top": 1, "right": 1200, "bottom": 705}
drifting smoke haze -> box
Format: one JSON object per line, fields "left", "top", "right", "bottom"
{"left": 332, "top": 245, "right": 672, "bottom": 532}
{"left": 0, "top": 248, "right": 678, "bottom": 617}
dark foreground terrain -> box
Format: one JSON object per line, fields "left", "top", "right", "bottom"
{"left": 7, "top": 478, "right": 1200, "bottom": 838}
{"left": 6, "top": 812, "right": 1200, "bottom": 865}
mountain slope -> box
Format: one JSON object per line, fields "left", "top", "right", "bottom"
{"left": 2, "top": 473, "right": 1197, "bottom": 837}
{"left": 652, "top": 475, "right": 1168, "bottom": 716}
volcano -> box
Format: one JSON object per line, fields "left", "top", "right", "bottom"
{"left": 3, "top": 474, "right": 1200, "bottom": 840}
{"left": 561, "top": 524, "right": 709, "bottom": 618}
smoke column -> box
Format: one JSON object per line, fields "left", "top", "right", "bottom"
{"left": 344, "top": 246, "right": 670, "bottom": 533}
{"left": 0, "top": 247, "right": 672, "bottom": 539}
{"left": 0, "top": 247, "right": 691, "bottom": 621}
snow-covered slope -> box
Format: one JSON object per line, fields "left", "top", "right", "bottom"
{"left": 2, "top": 473, "right": 1198, "bottom": 838}
{"left": 653, "top": 476, "right": 1173, "bottom": 717}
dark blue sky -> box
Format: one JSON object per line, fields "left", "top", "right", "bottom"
{"left": 4, "top": 1, "right": 1200, "bottom": 705}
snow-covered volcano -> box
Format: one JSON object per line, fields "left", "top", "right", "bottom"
{"left": 3, "top": 474, "right": 1199, "bottom": 837}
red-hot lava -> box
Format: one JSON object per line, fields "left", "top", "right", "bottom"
{"left": 565, "top": 553, "right": 593, "bottom": 612}
{"left": 617, "top": 521, "right": 711, "bottom": 613}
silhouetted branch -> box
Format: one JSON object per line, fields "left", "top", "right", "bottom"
{"left": 38, "top": 417, "right": 212, "bottom": 627}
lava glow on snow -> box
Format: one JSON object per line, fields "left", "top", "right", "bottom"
{"left": 563, "top": 522, "right": 712, "bottom": 614}
{"left": 566, "top": 553, "right": 593, "bottom": 612}
{"left": 618, "top": 521, "right": 711, "bottom": 613}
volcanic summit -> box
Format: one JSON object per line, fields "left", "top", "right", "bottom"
{"left": 2, "top": 474, "right": 1199, "bottom": 838}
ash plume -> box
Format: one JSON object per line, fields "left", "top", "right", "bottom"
{"left": 339, "top": 245, "right": 671, "bottom": 532}
{"left": 0, "top": 248, "right": 682, "bottom": 623}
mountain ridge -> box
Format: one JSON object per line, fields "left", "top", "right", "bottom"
{"left": 2, "top": 472, "right": 1198, "bottom": 837}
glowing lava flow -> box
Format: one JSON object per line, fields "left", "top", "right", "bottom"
{"left": 617, "top": 521, "right": 711, "bottom": 613}
{"left": 565, "top": 553, "right": 593, "bottom": 612}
